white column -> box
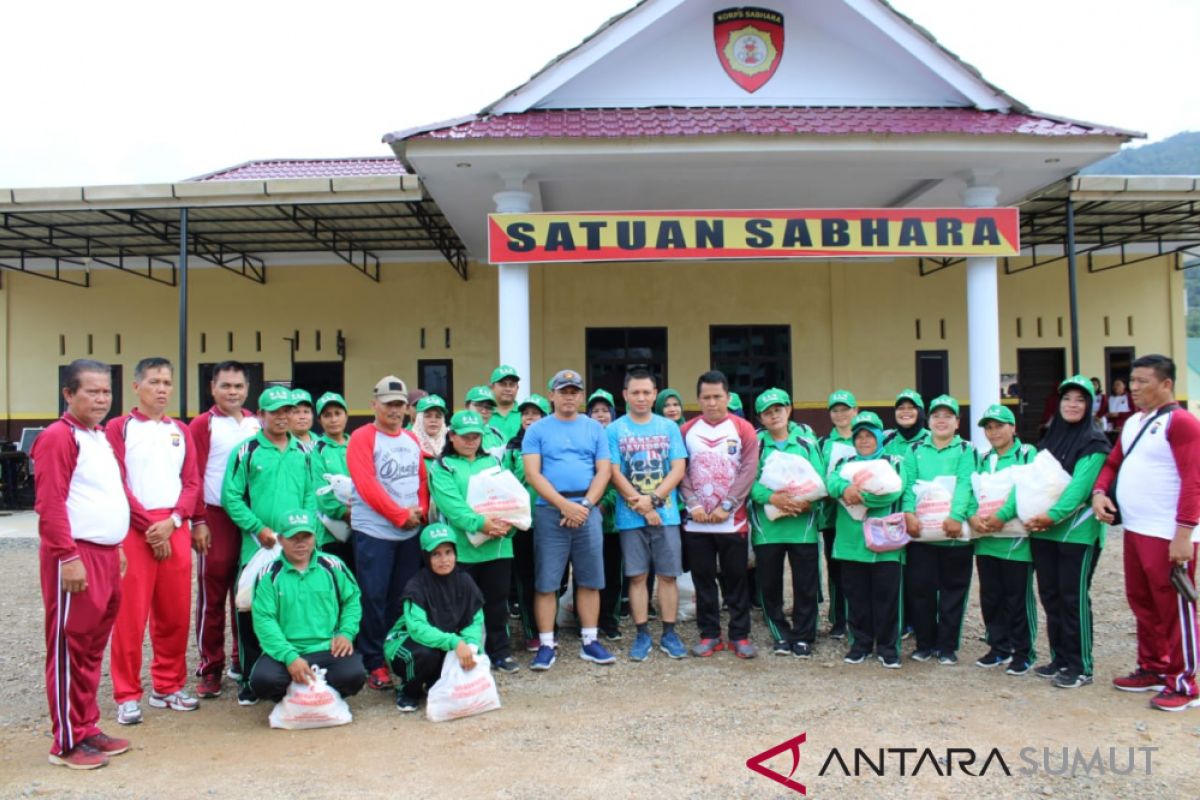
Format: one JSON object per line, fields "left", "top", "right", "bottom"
{"left": 493, "top": 176, "right": 533, "bottom": 397}
{"left": 963, "top": 181, "right": 1001, "bottom": 449}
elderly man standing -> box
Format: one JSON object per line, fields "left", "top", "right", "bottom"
{"left": 347, "top": 376, "right": 429, "bottom": 691}
{"left": 33, "top": 359, "right": 132, "bottom": 769}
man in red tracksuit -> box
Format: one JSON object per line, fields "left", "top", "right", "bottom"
{"left": 189, "top": 361, "right": 261, "bottom": 698}
{"left": 33, "top": 359, "right": 132, "bottom": 770}
{"left": 106, "top": 358, "right": 202, "bottom": 725}
{"left": 1094, "top": 354, "right": 1200, "bottom": 713}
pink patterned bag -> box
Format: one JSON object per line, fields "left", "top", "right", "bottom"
{"left": 862, "top": 512, "right": 911, "bottom": 553}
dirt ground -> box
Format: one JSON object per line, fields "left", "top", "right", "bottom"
{"left": 1, "top": 513, "right": 1198, "bottom": 799}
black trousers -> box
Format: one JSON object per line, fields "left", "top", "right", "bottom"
{"left": 236, "top": 609, "right": 260, "bottom": 687}
{"left": 462, "top": 559, "right": 513, "bottom": 661}
{"left": 685, "top": 532, "right": 750, "bottom": 640}
{"left": 1030, "top": 538, "right": 1100, "bottom": 676}
{"left": 821, "top": 529, "right": 847, "bottom": 630}
{"left": 511, "top": 528, "right": 536, "bottom": 642}
{"left": 841, "top": 560, "right": 903, "bottom": 660}
{"left": 976, "top": 554, "right": 1037, "bottom": 663}
{"left": 389, "top": 638, "right": 444, "bottom": 698}
{"left": 599, "top": 534, "right": 624, "bottom": 634}
{"left": 906, "top": 542, "right": 974, "bottom": 654}
{"left": 249, "top": 649, "right": 365, "bottom": 702}
{"left": 755, "top": 542, "right": 819, "bottom": 645}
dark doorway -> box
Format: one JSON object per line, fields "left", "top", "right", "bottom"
{"left": 198, "top": 362, "right": 265, "bottom": 415}
{"left": 418, "top": 359, "right": 454, "bottom": 407}
{"left": 915, "top": 351, "right": 950, "bottom": 403}
{"left": 1016, "top": 348, "right": 1066, "bottom": 443}
{"left": 586, "top": 328, "right": 669, "bottom": 415}
{"left": 1104, "top": 346, "right": 1135, "bottom": 394}
{"left": 292, "top": 361, "right": 345, "bottom": 405}
{"left": 59, "top": 363, "right": 123, "bottom": 423}
{"left": 709, "top": 325, "right": 791, "bottom": 417}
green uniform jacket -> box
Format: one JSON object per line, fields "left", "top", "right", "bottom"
{"left": 312, "top": 436, "right": 350, "bottom": 548}
{"left": 428, "top": 453, "right": 515, "bottom": 563}
{"left": 502, "top": 443, "right": 537, "bottom": 513}
{"left": 222, "top": 432, "right": 319, "bottom": 564}
{"left": 482, "top": 425, "right": 509, "bottom": 463}
{"left": 251, "top": 553, "right": 362, "bottom": 666}
{"left": 818, "top": 431, "right": 856, "bottom": 530}
{"left": 967, "top": 440, "right": 1036, "bottom": 561}
{"left": 384, "top": 601, "right": 484, "bottom": 662}
{"left": 883, "top": 427, "right": 930, "bottom": 459}
{"left": 601, "top": 486, "right": 619, "bottom": 535}
{"left": 492, "top": 408, "right": 523, "bottom": 442}
{"left": 750, "top": 424, "right": 823, "bottom": 545}
{"left": 901, "top": 435, "right": 976, "bottom": 548}
{"left": 997, "top": 451, "right": 1106, "bottom": 546}
{"left": 826, "top": 453, "right": 910, "bottom": 564}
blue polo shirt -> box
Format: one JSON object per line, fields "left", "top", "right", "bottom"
{"left": 521, "top": 414, "right": 609, "bottom": 505}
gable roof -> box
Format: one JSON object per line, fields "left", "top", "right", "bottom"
{"left": 189, "top": 157, "right": 407, "bottom": 182}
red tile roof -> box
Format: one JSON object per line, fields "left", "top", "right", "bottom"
{"left": 407, "top": 107, "right": 1134, "bottom": 141}
{"left": 189, "top": 157, "right": 407, "bottom": 182}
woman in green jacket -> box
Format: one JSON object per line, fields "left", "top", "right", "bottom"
{"left": 428, "top": 411, "right": 518, "bottom": 673}
{"left": 994, "top": 375, "right": 1110, "bottom": 689}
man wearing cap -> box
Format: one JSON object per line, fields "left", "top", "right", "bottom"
{"left": 247, "top": 509, "right": 364, "bottom": 705}
{"left": 289, "top": 389, "right": 318, "bottom": 453}
{"left": 347, "top": 376, "right": 430, "bottom": 691}
{"left": 968, "top": 403, "right": 1038, "bottom": 674}
{"left": 818, "top": 390, "right": 858, "bottom": 640}
{"left": 190, "top": 360, "right": 261, "bottom": 699}
{"left": 901, "top": 394, "right": 976, "bottom": 665}
{"left": 522, "top": 369, "right": 615, "bottom": 669}
{"left": 679, "top": 370, "right": 761, "bottom": 658}
{"left": 222, "top": 385, "right": 319, "bottom": 704}
{"left": 314, "top": 392, "right": 353, "bottom": 566}
{"left": 465, "top": 385, "right": 510, "bottom": 461}
{"left": 490, "top": 365, "right": 523, "bottom": 441}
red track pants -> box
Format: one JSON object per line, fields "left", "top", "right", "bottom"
{"left": 194, "top": 505, "right": 241, "bottom": 677}
{"left": 1124, "top": 530, "right": 1199, "bottom": 696}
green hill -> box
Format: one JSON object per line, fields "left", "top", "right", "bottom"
{"left": 1083, "top": 131, "right": 1200, "bottom": 175}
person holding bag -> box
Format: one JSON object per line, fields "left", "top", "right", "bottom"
{"left": 385, "top": 524, "right": 485, "bottom": 713}
{"left": 995, "top": 375, "right": 1110, "bottom": 689}
{"left": 428, "top": 411, "right": 518, "bottom": 674}
{"left": 825, "top": 412, "right": 910, "bottom": 669}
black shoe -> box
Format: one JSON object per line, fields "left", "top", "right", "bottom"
{"left": 843, "top": 649, "right": 868, "bottom": 664}
{"left": 602, "top": 628, "right": 623, "bottom": 641}
{"left": 975, "top": 650, "right": 1012, "bottom": 669}
{"left": 828, "top": 624, "right": 847, "bottom": 640}
{"left": 1034, "top": 662, "right": 1066, "bottom": 679}
{"left": 236, "top": 686, "right": 258, "bottom": 706}
{"left": 1005, "top": 659, "right": 1033, "bottom": 676}
{"left": 772, "top": 640, "right": 791, "bottom": 656}
{"left": 508, "top": 602, "right": 521, "bottom": 620}
{"left": 938, "top": 651, "right": 959, "bottom": 666}
{"left": 1053, "top": 672, "right": 1093, "bottom": 689}
{"left": 910, "top": 648, "right": 938, "bottom": 663}
{"left": 878, "top": 654, "right": 902, "bottom": 669}
{"left": 492, "top": 656, "right": 520, "bottom": 674}
{"left": 395, "top": 693, "right": 419, "bottom": 712}
{"left": 791, "top": 641, "right": 813, "bottom": 659}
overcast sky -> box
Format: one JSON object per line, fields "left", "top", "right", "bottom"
{"left": 1, "top": 0, "right": 1195, "bottom": 188}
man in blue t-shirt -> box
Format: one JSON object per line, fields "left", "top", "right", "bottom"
{"left": 522, "top": 369, "right": 614, "bottom": 670}
{"left": 607, "top": 369, "right": 689, "bottom": 662}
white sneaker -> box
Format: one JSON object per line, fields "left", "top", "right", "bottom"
{"left": 226, "top": 666, "right": 243, "bottom": 682}
{"left": 148, "top": 689, "right": 199, "bottom": 712}
{"left": 116, "top": 700, "right": 143, "bottom": 725}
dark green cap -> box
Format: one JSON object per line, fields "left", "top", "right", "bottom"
{"left": 259, "top": 386, "right": 295, "bottom": 412}
{"left": 755, "top": 387, "right": 791, "bottom": 414}
{"left": 1059, "top": 374, "right": 1096, "bottom": 402}
{"left": 278, "top": 509, "right": 317, "bottom": 538}
{"left": 851, "top": 411, "right": 884, "bottom": 432}
{"left": 895, "top": 389, "right": 925, "bottom": 410}
{"left": 415, "top": 394, "right": 447, "bottom": 414}
{"left": 464, "top": 385, "right": 496, "bottom": 405}
{"left": 519, "top": 394, "right": 552, "bottom": 416}
{"left": 828, "top": 390, "right": 857, "bottom": 410}
{"left": 315, "top": 392, "right": 346, "bottom": 416}
{"left": 420, "top": 523, "right": 456, "bottom": 553}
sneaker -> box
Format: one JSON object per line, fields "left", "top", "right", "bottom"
{"left": 691, "top": 638, "right": 726, "bottom": 657}
{"left": 843, "top": 649, "right": 868, "bottom": 664}
{"left": 395, "top": 693, "right": 419, "bottom": 713}
{"left": 148, "top": 689, "right": 199, "bottom": 712}
{"left": 530, "top": 645, "right": 557, "bottom": 671}
{"left": 525, "top": 638, "right": 540, "bottom": 653}
{"left": 828, "top": 624, "right": 847, "bottom": 640}
{"left": 82, "top": 732, "right": 130, "bottom": 756}
{"left": 1113, "top": 669, "right": 1167, "bottom": 693}
{"left": 508, "top": 601, "right": 521, "bottom": 619}
{"left": 367, "top": 666, "right": 393, "bottom": 690}
{"left": 1053, "top": 672, "right": 1094, "bottom": 689}
{"left": 659, "top": 631, "right": 687, "bottom": 659}
{"left": 732, "top": 639, "right": 757, "bottom": 659}
{"left": 1034, "top": 662, "right": 1066, "bottom": 679}
{"left": 602, "top": 627, "right": 624, "bottom": 642}
{"left": 236, "top": 686, "right": 259, "bottom": 706}
{"left": 116, "top": 700, "right": 142, "bottom": 726}
{"left": 1005, "top": 660, "right": 1033, "bottom": 676}
{"left": 629, "top": 631, "right": 654, "bottom": 662}
{"left": 48, "top": 744, "right": 108, "bottom": 770}
{"left": 975, "top": 650, "right": 1012, "bottom": 669}
{"left": 792, "top": 642, "right": 813, "bottom": 659}
{"left": 226, "top": 666, "right": 243, "bottom": 683}
{"left": 910, "top": 649, "right": 937, "bottom": 663}
{"left": 938, "top": 652, "right": 959, "bottom": 666}
{"left": 196, "top": 673, "right": 222, "bottom": 699}
{"left": 901, "top": 626, "right": 913, "bottom": 640}
{"left": 493, "top": 656, "right": 520, "bottom": 674}
{"left": 580, "top": 640, "right": 616, "bottom": 665}
{"left": 1148, "top": 689, "right": 1200, "bottom": 712}
{"left": 772, "top": 640, "right": 791, "bottom": 656}
{"left": 878, "top": 654, "right": 902, "bottom": 669}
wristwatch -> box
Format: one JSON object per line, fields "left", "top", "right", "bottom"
{"left": 581, "top": 498, "right": 594, "bottom": 510}
{"left": 720, "top": 499, "right": 734, "bottom": 513}
{"left": 651, "top": 494, "right": 666, "bottom": 509}
{"left": 170, "top": 513, "right": 183, "bottom": 528}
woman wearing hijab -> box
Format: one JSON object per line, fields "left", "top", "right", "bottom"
{"left": 411, "top": 394, "right": 448, "bottom": 459}
{"left": 385, "top": 523, "right": 484, "bottom": 713}
{"left": 994, "top": 375, "right": 1111, "bottom": 689}
{"left": 884, "top": 389, "right": 929, "bottom": 457}
{"left": 654, "top": 389, "right": 685, "bottom": 427}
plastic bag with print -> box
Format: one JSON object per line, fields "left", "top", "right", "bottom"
{"left": 268, "top": 666, "right": 352, "bottom": 730}
{"left": 426, "top": 648, "right": 501, "bottom": 723}
{"left": 759, "top": 450, "right": 827, "bottom": 521}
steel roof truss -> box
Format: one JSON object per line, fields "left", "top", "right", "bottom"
{"left": 408, "top": 200, "right": 467, "bottom": 280}
{"left": 103, "top": 210, "right": 265, "bottom": 284}
{"left": 0, "top": 251, "right": 90, "bottom": 287}
{"left": 280, "top": 205, "right": 380, "bottom": 282}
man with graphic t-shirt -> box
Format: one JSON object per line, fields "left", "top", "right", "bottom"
{"left": 679, "top": 370, "right": 761, "bottom": 659}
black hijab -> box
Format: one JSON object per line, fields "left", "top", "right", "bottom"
{"left": 401, "top": 547, "right": 484, "bottom": 635}
{"left": 1038, "top": 405, "right": 1111, "bottom": 474}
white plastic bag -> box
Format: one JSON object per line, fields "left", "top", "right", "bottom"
{"left": 971, "top": 468, "right": 1027, "bottom": 537}
{"left": 466, "top": 466, "right": 532, "bottom": 547}
{"left": 676, "top": 571, "right": 696, "bottom": 622}
{"left": 316, "top": 473, "right": 354, "bottom": 542}
{"left": 912, "top": 476, "right": 967, "bottom": 541}
{"left": 760, "top": 450, "right": 827, "bottom": 520}
{"left": 426, "top": 650, "right": 501, "bottom": 722}
{"left": 268, "top": 667, "right": 352, "bottom": 730}
{"left": 235, "top": 544, "right": 281, "bottom": 611}
{"left": 837, "top": 459, "right": 903, "bottom": 521}
{"left": 1010, "top": 450, "right": 1072, "bottom": 523}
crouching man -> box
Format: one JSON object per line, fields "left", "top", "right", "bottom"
{"left": 248, "top": 509, "right": 365, "bottom": 702}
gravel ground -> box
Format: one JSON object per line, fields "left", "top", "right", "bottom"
{"left": 1, "top": 518, "right": 1199, "bottom": 799}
